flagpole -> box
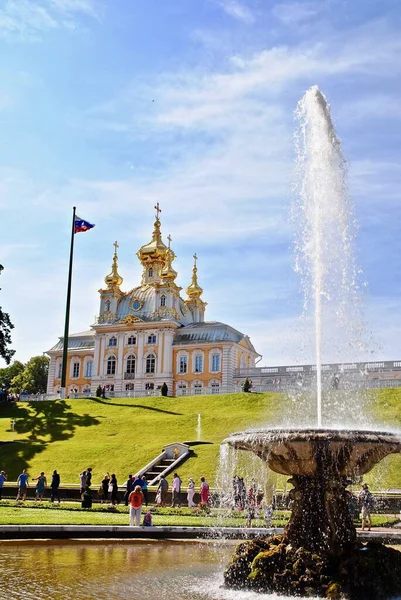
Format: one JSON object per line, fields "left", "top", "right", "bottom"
{"left": 60, "top": 206, "right": 76, "bottom": 399}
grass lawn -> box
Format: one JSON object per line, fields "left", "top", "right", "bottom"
{"left": 0, "top": 389, "right": 399, "bottom": 488}
{"left": 0, "top": 502, "right": 397, "bottom": 529}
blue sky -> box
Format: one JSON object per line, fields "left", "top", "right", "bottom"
{"left": 1, "top": 0, "right": 401, "bottom": 367}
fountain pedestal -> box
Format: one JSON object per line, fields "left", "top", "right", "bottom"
{"left": 224, "top": 428, "right": 401, "bottom": 599}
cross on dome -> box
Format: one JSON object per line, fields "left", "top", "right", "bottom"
{"left": 154, "top": 202, "right": 162, "bottom": 219}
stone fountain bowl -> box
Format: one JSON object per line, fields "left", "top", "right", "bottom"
{"left": 224, "top": 428, "right": 401, "bottom": 477}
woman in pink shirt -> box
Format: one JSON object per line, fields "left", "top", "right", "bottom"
{"left": 200, "top": 477, "right": 209, "bottom": 505}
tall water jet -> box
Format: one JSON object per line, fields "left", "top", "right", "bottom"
{"left": 294, "top": 86, "right": 365, "bottom": 426}
{"left": 197, "top": 413, "right": 201, "bottom": 441}
{"left": 223, "top": 86, "right": 401, "bottom": 599}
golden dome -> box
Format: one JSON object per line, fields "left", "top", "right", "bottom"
{"left": 161, "top": 247, "right": 178, "bottom": 282}
{"left": 186, "top": 253, "right": 203, "bottom": 298}
{"left": 136, "top": 216, "right": 168, "bottom": 264}
{"left": 105, "top": 241, "right": 123, "bottom": 289}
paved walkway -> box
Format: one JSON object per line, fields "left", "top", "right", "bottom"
{"left": 0, "top": 525, "right": 400, "bottom": 542}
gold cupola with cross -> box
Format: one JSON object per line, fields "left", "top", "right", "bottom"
{"left": 185, "top": 253, "right": 207, "bottom": 322}
{"left": 104, "top": 241, "right": 123, "bottom": 290}
{"left": 137, "top": 203, "right": 174, "bottom": 284}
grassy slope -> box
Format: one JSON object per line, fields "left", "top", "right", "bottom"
{"left": 0, "top": 393, "right": 287, "bottom": 485}
{"left": 0, "top": 389, "right": 399, "bottom": 488}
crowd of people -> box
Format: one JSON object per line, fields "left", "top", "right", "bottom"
{"left": 10, "top": 467, "right": 211, "bottom": 527}
{"left": 5, "top": 467, "right": 377, "bottom": 530}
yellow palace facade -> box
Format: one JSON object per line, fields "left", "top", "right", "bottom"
{"left": 46, "top": 208, "right": 260, "bottom": 397}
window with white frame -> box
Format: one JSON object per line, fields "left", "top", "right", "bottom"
{"left": 107, "top": 356, "right": 116, "bottom": 375}
{"left": 109, "top": 336, "right": 117, "bottom": 347}
{"left": 148, "top": 268, "right": 153, "bottom": 278}
{"left": 145, "top": 382, "right": 154, "bottom": 390}
{"left": 160, "top": 294, "right": 166, "bottom": 307}
{"left": 57, "top": 362, "right": 62, "bottom": 379}
{"left": 147, "top": 334, "right": 156, "bottom": 344}
{"left": 146, "top": 353, "right": 156, "bottom": 373}
{"left": 105, "top": 300, "right": 111, "bottom": 311}
{"left": 126, "top": 355, "right": 136, "bottom": 374}
{"left": 127, "top": 335, "right": 136, "bottom": 345}
{"left": 85, "top": 361, "right": 93, "bottom": 378}
{"left": 179, "top": 355, "right": 188, "bottom": 374}
{"left": 210, "top": 352, "right": 221, "bottom": 372}
{"left": 178, "top": 383, "right": 187, "bottom": 396}
{"left": 193, "top": 381, "right": 202, "bottom": 395}
{"left": 194, "top": 354, "right": 203, "bottom": 373}
{"left": 125, "top": 383, "right": 134, "bottom": 391}
{"left": 72, "top": 362, "right": 80, "bottom": 378}
{"left": 210, "top": 380, "right": 220, "bottom": 394}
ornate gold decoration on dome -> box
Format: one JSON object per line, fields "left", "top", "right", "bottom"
{"left": 151, "top": 307, "right": 179, "bottom": 320}
{"left": 119, "top": 314, "right": 143, "bottom": 324}
{"left": 186, "top": 252, "right": 203, "bottom": 298}
{"left": 160, "top": 233, "right": 178, "bottom": 282}
{"left": 104, "top": 241, "right": 123, "bottom": 289}
{"left": 137, "top": 203, "right": 173, "bottom": 263}
{"left": 98, "top": 311, "right": 116, "bottom": 324}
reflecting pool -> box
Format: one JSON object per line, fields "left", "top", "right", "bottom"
{"left": 0, "top": 541, "right": 399, "bottom": 600}
{"left": 0, "top": 540, "right": 309, "bottom": 600}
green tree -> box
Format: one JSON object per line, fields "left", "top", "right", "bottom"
{"left": 10, "top": 355, "right": 49, "bottom": 394}
{"left": 0, "top": 360, "right": 25, "bottom": 389}
{"left": 242, "top": 377, "right": 252, "bottom": 393}
{"left": 0, "top": 265, "right": 15, "bottom": 365}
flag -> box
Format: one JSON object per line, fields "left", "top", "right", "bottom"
{"left": 74, "top": 216, "right": 95, "bottom": 234}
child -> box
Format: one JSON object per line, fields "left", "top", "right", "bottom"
{"left": 143, "top": 511, "right": 153, "bottom": 527}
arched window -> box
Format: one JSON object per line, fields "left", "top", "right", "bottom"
{"left": 105, "top": 300, "right": 111, "bottom": 311}
{"left": 160, "top": 294, "right": 166, "bottom": 307}
{"left": 85, "top": 361, "right": 93, "bottom": 378}
{"left": 125, "top": 383, "right": 134, "bottom": 391}
{"left": 126, "top": 355, "right": 136, "bottom": 374}
{"left": 148, "top": 267, "right": 153, "bottom": 277}
{"left": 107, "top": 356, "right": 116, "bottom": 375}
{"left": 146, "top": 353, "right": 156, "bottom": 374}
{"left": 193, "top": 353, "right": 204, "bottom": 373}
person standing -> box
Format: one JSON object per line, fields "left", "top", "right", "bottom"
{"left": 32, "top": 472, "right": 47, "bottom": 502}
{"left": 79, "top": 470, "right": 87, "bottom": 495}
{"left": 16, "top": 469, "right": 29, "bottom": 501}
{"left": 129, "top": 485, "right": 144, "bottom": 526}
{"left": 156, "top": 475, "right": 168, "bottom": 507}
{"left": 171, "top": 473, "right": 182, "bottom": 508}
{"left": 0, "top": 471, "right": 7, "bottom": 500}
{"left": 141, "top": 476, "right": 148, "bottom": 506}
{"left": 101, "top": 473, "right": 110, "bottom": 504}
{"left": 187, "top": 478, "right": 196, "bottom": 508}
{"left": 50, "top": 470, "right": 61, "bottom": 504}
{"left": 358, "top": 483, "right": 374, "bottom": 531}
{"left": 200, "top": 477, "right": 210, "bottom": 506}
{"left": 124, "top": 474, "right": 133, "bottom": 506}
{"left": 109, "top": 473, "right": 118, "bottom": 505}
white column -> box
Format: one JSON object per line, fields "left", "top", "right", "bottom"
{"left": 92, "top": 335, "right": 100, "bottom": 377}
{"left": 163, "top": 329, "right": 174, "bottom": 375}
{"left": 99, "top": 337, "right": 105, "bottom": 378}
{"left": 117, "top": 335, "right": 124, "bottom": 377}
{"left": 137, "top": 332, "right": 144, "bottom": 377}
{"left": 47, "top": 356, "right": 56, "bottom": 393}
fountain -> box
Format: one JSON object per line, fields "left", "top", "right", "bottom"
{"left": 197, "top": 413, "right": 202, "bottom": 441}
{"left": 223, "top": 87, "right": 401, "bottom": 599}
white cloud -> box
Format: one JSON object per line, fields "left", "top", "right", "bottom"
{"left": 219, "top": 0, "right": 255, "bottom": 24}
{"left": 272, "top": 1, "right": 322, "bottom": 25}
{"left": 0, "top": 0, "right": 100, "bottom": 40}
